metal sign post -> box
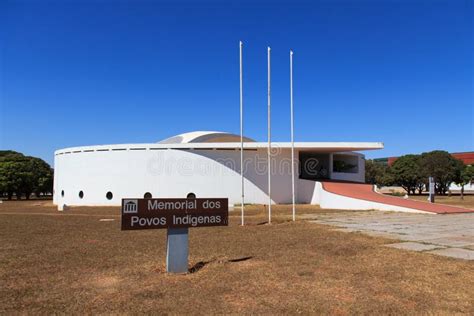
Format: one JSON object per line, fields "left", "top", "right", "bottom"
{"left": 428, "top": 176, "right": 435, "bottom": 203}
{"left": 121, "top": 198, "right": 228, "bottom": 274}
{"left": 166, "top": 227, "right": 189, "bottom": 273}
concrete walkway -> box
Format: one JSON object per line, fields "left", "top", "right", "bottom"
{"left": 307, "top": 211, "right": 474, "bottom": 260}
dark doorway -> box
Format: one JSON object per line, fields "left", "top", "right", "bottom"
{"left": 299, "top": 153, "right": 330, "bottom": 180}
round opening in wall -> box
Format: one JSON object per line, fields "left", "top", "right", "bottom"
{"left": 79, "top": 191, "right": 84, "bottom": 199}
{"left": 61, "top": 190, "right": 64, "bottom": 197}
{"left": 144, "top": 192, "right": 152, "bottom": 199}
{"left": 187, "top": 192, "right": 196, "bottom": 199}
{"left": 106, "top": 191, "right": 113, "bottom": 200}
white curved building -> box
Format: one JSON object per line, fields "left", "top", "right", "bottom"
{"left": 53, "top": 131, "right": 383, "bottom": 206}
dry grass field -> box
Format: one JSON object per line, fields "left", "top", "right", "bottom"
{"left": 409, "top": 194, "right": 474, "bottom": 209}
{"left": 1, "top": 201, "right": 473, "bottom": 314}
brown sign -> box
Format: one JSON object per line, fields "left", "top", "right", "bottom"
{"left": 121, "top": 198, "right": 228, "bottom": 230}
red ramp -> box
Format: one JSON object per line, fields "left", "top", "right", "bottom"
{"left": 321, "top": 182, "right": 474, "bottom": 214}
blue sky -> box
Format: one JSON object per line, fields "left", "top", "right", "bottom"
{"left": 1, "top": 0, "right": 472, "bottom": 165}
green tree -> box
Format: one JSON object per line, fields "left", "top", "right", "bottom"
{"left": 28, "top": 157, "right": 54, "bottom": 197}
{"left": 0, "top": 151, "right": 53, "bottom": 200}
{"left": 0, "top": 160, "right": 24, "bottom": 199}
{"left": 456, "top": 164, "right": 474, "bottom": 200}
{"left": 365, "top": 160, "right": 392, "bottom": 186}
{"left": 420, "top": 150, "right": 464, "bottom": 195}
{"left": 390, "top": 154, "right": 424, "bottom": 195}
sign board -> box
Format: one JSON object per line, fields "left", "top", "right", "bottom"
{"left": 121, "top": 198, "right": 228, "bottom": 230}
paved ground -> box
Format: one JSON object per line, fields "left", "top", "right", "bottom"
{"left": 306, "top": 211, "right": 474, "bottom": 260}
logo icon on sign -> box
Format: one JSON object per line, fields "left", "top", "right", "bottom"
{"left": 123, "top": 200, "right": 138, "bottom": 213}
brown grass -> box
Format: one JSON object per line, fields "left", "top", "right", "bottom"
{"left": 409, "top": 194, "right": 474, "bottom": 209}
{"left": 0, "top": 201, "right": 473, "bottom": 314}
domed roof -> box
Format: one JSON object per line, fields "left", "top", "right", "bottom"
{"left": 158, "top": 131, "right": 255, "bottom": 144}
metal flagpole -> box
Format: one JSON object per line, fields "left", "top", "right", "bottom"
{"left": 239, "top": 41, "right": 245, "bottom": 226}
{"left": 267, "top": 46, "right": 272, "bottom": 224}
{"left": 290, "top": 50, "right": 296, "bottom": 221}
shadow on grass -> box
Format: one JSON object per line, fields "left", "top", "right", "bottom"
{"left": 188, "top": 256, "right": 254, "bottom": 273}
{"left": 188, "top": 261, "right": 208, "bottom": 273}
{"left": 228, "top": 256, "right": 253, "bottom": 263}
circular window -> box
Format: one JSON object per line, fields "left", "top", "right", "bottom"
{"left": 106, "top": 191, "right": 113, "bottom": 200}
{"left": 186, "top": 192, "right": 196, "bottom": 199}
{"left": 79, "top": 191, "right": 84, "bottom": 199}
{"left": 61, "top": 190, "right": 64, "bottom": 197}
{"left": 144, "top": 192, "right": 152, "bottom": 199}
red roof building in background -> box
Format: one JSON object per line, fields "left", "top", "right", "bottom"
{"left": 451, "top": 152, "right": 474, "bottom": 165}
{"left": 375, "top": 151, "right": 474, "bottom": 166}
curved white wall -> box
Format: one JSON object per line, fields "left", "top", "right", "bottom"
{"left": 54, "top": 145, "right": 367, "bottom": 207}
{"left": 55, "top": 146, "right": 293, "bottom": 206}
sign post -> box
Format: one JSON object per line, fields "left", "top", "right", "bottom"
{"left": 428, "top": 177, "right": 435, "bottom": 203}
{"left": 166, "top": 227, "right": 189, "bottom": 273}
{"left": 121, "top": 198, "right": 228, "bottom": 274}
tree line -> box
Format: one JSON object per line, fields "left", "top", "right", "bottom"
{"left": 366, "top": 150, "right": 474, "bottom": 198}
{"left": 0, "top": 150, "right": 53, "bottom": 200}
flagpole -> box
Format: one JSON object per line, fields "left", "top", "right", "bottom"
{"left": 267, "top": 46, "right": 272, "bottom": 224}
{"left": 239, "top": 41, "right": 245, "bottom": 226}
{"left": 290, "top": 50, "right": 296, "bottom": 221}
